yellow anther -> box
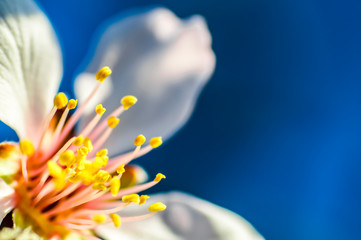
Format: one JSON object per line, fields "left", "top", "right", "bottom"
{"left": 121, "top": 96, "right": 137, "bottom": 110}
{"left": 94, "top": 170, "right": 110, "bottom": 183}
{"left": 68, "top": 172, "right": 81, "bottom": 183}
{"left": 19, "top": 140, "right": 35, "bottom": 157}
{"left": 93, "top": 156, "right": 107, "bottom": 169}
{"left": 73, "top": 135, "right": 84, "bottom": 146}
{"left": 102, "top": 156, "right": 109, "bottom": 166}
{"left": 93, "top": 214, "right": 107, "bottom": 223}
{"left": 83, "top": 137, "right": 93, "bottom": 152}
{"left": 65, "top": 167, "right": 74, "bottom": 175}
{"left": 77, "top": 146, "right": 89, "bottom": 156}
{"left": 110, "top": 214, "right": 121, "bottom": 228}
{"left": 76, "top": 159, "right": 86, "bottom": 171}
{"left": 96, "top": 149, "right": 108, "bottom": 157}
{"left": 116, "top": 164, "right": 125, "bottom": 174}
{"left": 59, "top": 150, "right": 75, "bottom": 167}
{"left": 154, "top": 173, "right": 166, "bottom": 182}
{"left": 122, "top": 194, "right": 140, "bottom": 204}
{"left": 92, "top": 157, "right": 103, "bottom": 170}
{"left": 139, "top": 195, "right": 150, "bottom": 205}
{"left": 95, "top": 104, "right": 106, "bottom": 115}
{"left": 92, "top": 183, "right": 107, "bottom": 191}
{"left": 148, "top": 202, "right": 167, "bottom": 212}
{"left": 107, "top": 116, "right": 119, "bottom": 128}
{"left": 67, "top": 99, "right": 78, "bottom": 110}
{"left": 110, "top": 176, "right": 120, "bottom": 196}
{"left": 150, "top": 137, "right": 162, "bottom": 148}
{"left": 47, "top": 161, "right": 63, "bottom": 178}
{"left": 96, "top": 66, "right": 112, "bottom": 82}
{"left": 134, "top": 134, "right": 146, "bottom": 146}
{"left": 75, "top": 154, "right": 86, "bottom": 165}
{"left": 53, "top": 177, "right": 66, "bottom": 191}
{"left": 54, "top": 92, "right": 68, "bottom": 109}
{"left": 79, "top": 170, "right": 93, "bottom": 185}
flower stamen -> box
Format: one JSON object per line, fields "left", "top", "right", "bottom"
{"left": 13, "top": 66, "right": 166, "bottom": 239}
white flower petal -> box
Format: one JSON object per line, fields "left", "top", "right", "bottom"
{"left": 96, "top": 192, "right": 264, "bottom": 240}
{"left": 0, "top": 178, "right": 15, "bottom": 224}
{"left": 0, "top": 0, "right": 62, "bottom": 142}
{"left": 75, "top": 8, "right": 215, "bottom": 154}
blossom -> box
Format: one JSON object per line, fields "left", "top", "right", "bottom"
{"left": 0, "top": 0, "right": 263, "bottom": 239}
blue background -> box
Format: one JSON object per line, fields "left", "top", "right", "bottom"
{"left": 1, "top": 0, "right": 361, "bottom": 239}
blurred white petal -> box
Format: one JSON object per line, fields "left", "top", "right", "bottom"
{"left": 75, "top": 8, "right": 215, "bottom": 154}
{"left": 0, "top": 178, "right": 15, "bottom": 224}
{"left": 96, "top": 192, "right": 264, "bottom": 240}
{"left": 0, "top": 0, "right": 62, "bottom": 142}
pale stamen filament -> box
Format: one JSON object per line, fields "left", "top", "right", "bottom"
{"left": 38, "top": 182, "right": 81, "bottom": 211}
{"left": 91, "top": 128, "right": 113, "bottom": 154}
{"left": 33, "top": 181, "right": 55, "bottom": 204}
{"left": 57, "top": 81, "right": 102, "bottom": 147}
{"left": 21, "top": 156, "right": 29, "bottom": 183}
{"left": 79, "top": 114, "right": 102, "bottom": 138}
{"left": 88, "top": 105, "right": 124, "bottom": 141}
{"left": 105, "top": 145, "right": 152, "bottom": 173}
{"left": 121, "top": 212, "right": 157, "bottom": 222}
{"left": 100, "top": 180, "right": 159, "bottom": 201}
{"left": 36, "top": 106, "right": 57, "bottom": 149}
{"left": 40, "top": 137, "right": 76, "bottom": 164}
{"left": 52, "top": 108, "right": 70, "bottom": 142}
{"left": 30, "top": 171, "right": 50, "bottom": 195}
{"left": 45, "top": 190, "right": 106, "bottom": 218}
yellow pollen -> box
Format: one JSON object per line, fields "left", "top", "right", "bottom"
{"left": 122, "top": 194, "right": 140, "bottom": 204}
{"left": 83, "top": 137, "right": 93, "bottom": 152}
{"left": 19, "top": 140, "right": 35, "bottom": 157}
{"left": 96, "top": 149, "right": 108, "bottom": 157}
{"left": 75, "top": 154, "right": 86, "bottom": 164}
{"left": 92, "top": 183, "right": 107, "bottom": 191}
{"left": 59, "top": 150, "right": 75, "bottom": 167}
{"left": 139, "top": 195, "right": 150, "bottom": 205}
{"left": 110, "top": 176, "right": 121, "bottom": 196}
{"left": 53, "top": 177, "right": 66, "bottom": 191}
{"left": 121, "top": 95, "right": 137, "bottom": 110}
{"left": 73, "top": 135, "right": 84, "bottom": 146}
{"left": 116, "top": 164, "right": 125, "bottom": 174}
{"left": 68, "top": 171, "right": 81, "bottom": 183}
{"left": 94, "top": 170, "right": 110, "bottom": 183}
{"left": 47, "top": 161, "right": 63, "bottom": 178}
{"left": 102, "top": 156, "right": 109, "bottom": 166}
{"left": 148, "top": 202, "right": 167, "bottom": 212}
{"left": 150, "top": 137, "right": 163, "bottom": 148}
{"left": 154, "top": 173, "right": 166, "bottom": 182}
{"left": 78, "top": 170, "right": 94, "bottom": 185}
{"left": 54, "top": 92, "right": 68, "bottom": 109}
{"left": 110, "top": 214, "right": 121, "bottom": 227}
{"left": 67, "top": 99, "right": 78, "bottom": 109}
{"left": 107, "top": 116, "right": 120, "bottom": 128}
{"left": 93, "top": 214, "right": 107, "bottom": 223}
{"left": 95, "top": 104, "right": 106, "bottom": 115}
{"left": 94, "top": 156, "right": 108, "bottom": 169}
{"left": 96, "top": 66, "right": 112, "bottom": 82}
{"left": 134, "top": 134, "right": 146, "bottom": 146}
{"left": 77, "top": 146, "right": 89, "bottom": 156}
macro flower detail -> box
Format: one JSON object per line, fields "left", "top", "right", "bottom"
{"left": 2, "top": 66, "right": 169, "bottom": 240}
{"left": 0, "top": 0, "right": 264, "bottom": 239}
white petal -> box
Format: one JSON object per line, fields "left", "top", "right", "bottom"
{"left": 75, "top": 8, "right": 215, "bottom": 154}
{"left": 0, "top": 178, "right": 15, "bottom": 224}
{"left": 96, "top": 192, "right": 264, "bottom": 240}
{"left": 0, "top": 0, "right": 62, "bottom": 142}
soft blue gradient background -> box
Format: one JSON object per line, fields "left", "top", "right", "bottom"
{"left": 1, "top": 0, "right": 361, "bottom": 239}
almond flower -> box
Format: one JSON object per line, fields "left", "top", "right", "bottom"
{"left": 0, "top": 0, "right": 263, "bottom": 239}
